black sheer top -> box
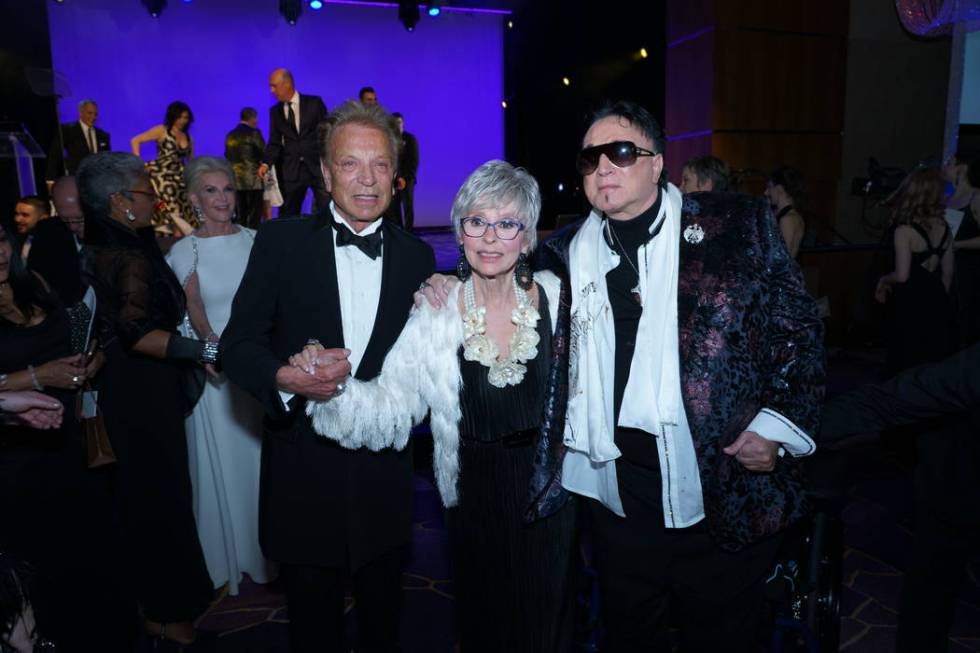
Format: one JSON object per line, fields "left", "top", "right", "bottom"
{"left": 81, "top": 215, "right": 186, "bottom": 350}
{"left": 457, "top": 286, "right": 552, "bottom": 442}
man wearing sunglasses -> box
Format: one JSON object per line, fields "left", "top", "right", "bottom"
{"left": 542, "top": 100, "right": 825, "bottom": 652}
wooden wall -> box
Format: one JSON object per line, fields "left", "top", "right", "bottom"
{"left": 665, "top": 0, "right": 849, "bottom": 228}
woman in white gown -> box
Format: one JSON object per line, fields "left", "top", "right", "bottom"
{"left": 167, "top": 156, "right": 275, "bottom": 595}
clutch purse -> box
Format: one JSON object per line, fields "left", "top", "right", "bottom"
{"left": 76, "top": 384, "right": 116, "bottom": 468}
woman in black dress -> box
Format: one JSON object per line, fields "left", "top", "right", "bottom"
{"left": 302, "top": 161, "right": 576, "bottom": 652}
{"left": 875, "top": 168, "right": 955, "bottom": 373}
{"left": 0, "top": 222, "right": 133, "bottom": 651}
{"left": 77, "top": 152, "right": 218, "bottom": 648}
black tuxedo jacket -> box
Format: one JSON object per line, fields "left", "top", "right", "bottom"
{"left": 46, "top": 122, "right": 111, "bottom": 179}
{"left": 398, "top": 131, "right": 419, "bottom": 182}
{"left": 262, "top": 94, "right": 327, "bottom": 186}
{"left": 221, "top": 213, "right": 435, "bottom": 570}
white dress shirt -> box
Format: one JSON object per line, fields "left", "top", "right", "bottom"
{"left": 279, "top": 203, "right": 384, "bottom": 408}
{"left": 80, "top": 121, "right": 97, "bottom": 152}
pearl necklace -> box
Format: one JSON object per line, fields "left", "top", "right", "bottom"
{"left": 462, "top": 276, "right": 541, "bottom": 388}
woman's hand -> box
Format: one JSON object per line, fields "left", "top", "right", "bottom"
{"left": 414, "top": 273, "right": 458, "bottom": 309}
{"left": 0, "top": 391, "right": 64, "bottom": 429}
{"left": 36, "top": 354, "right": 88, "bottom": 390}
{"left": 874, "top": 277, "right": 892, "bottom": 304}
{"left": 289, "top": 343, "right": 326, "bottom": 375}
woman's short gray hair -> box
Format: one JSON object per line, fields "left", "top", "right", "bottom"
{"left": 185, "top": 156, "right": 236, "bottom": 196}
{"left": 76, "top": 152, "right": 148, "bottom": 216}
{"left": 451, "top": 160, "right": 541, "bottom": 250}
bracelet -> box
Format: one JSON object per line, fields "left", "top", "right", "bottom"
{"left": 200, "top": 339, "right": 219, "bottom": 365}
{"left": 27, "top": 365, "right": 44, "bottom": 391}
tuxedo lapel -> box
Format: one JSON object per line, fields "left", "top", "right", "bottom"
{"left": 307, "top": 219, "right": 344, "bottom": 349}
{"left": 358, "top": 222, "right": 403, "bottom": 380}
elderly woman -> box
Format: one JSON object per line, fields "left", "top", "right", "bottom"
{"left": 166, "top": 156, "right": 274, "bottom": 596}
{"left": 77, "top": 152, "right": 214, "bottom": 648}
{"left": 300, "top": 160, "right": 575, "bottom": 652}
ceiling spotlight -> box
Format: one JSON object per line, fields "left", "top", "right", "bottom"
{"left": 141, "top": 0, "right": 167, "bottom": 17}
{"left": 562, "top": 77, "right": 570, "bottom": 86}
{"left": 507, "top": 20, "right": 514, "bottom": 28}
{"left": 639, "top": 47, "right": 648, "bottom": 58}
{"left": 427, "top": 0, "right": 442, "bottom": 16}
{"left": 309, "top": 0, "right": 323, "bottom": 8}
{"left": 399, "top": 1, "right": 420, "bottom": 31}
{"left": 501, "top": 100, "right": 507, "bottom": 108}
{"left": 280, "top": 0, "right": 302, "bottom": 24}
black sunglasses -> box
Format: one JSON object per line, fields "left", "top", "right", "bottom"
{"left": 576, "top": 141, "right": 657, "bottom": 175}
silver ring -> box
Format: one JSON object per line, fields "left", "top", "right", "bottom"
{"left": 306, "top": 338, "right": 321, "bottom": 346}
{"left": 334, "top": 382, "right": 346, "bottom": 397}
{"left": 418, "top": 281, "right": 431, "bottom": 291}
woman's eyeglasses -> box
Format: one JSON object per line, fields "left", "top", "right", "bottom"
{"left": 576, "top": 141, "right": 657, "bottom": 175}
{"left": 461, "top": 216, "right": 526, "bottom": 240}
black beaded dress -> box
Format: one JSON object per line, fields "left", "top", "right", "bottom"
{"left": 447, "top": 288, "right": 577, "bottom": 653}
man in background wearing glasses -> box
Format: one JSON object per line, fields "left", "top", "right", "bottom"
{"left": 540, "top": 99, "right": 825, "bottom": 652}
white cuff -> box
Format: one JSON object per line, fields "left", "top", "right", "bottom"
{"left": 278, "top": 391, "right": 294, "bottom": 412}
{"left": 747, "top": 408, "right": 816, "bottom": 457}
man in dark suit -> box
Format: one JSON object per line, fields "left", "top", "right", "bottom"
{"left": 222, "top": 101, "right": 435, "bottom": 653}
{"left": 45, "top": 99, "right": 111, "bottom": 182}
{"left": 258, "top": 69, "right": 328, "bottom": 218}
{"left": 383, "top": 112, "right": 419, "bottom": 230}
{"left": 225, "top": 107, "right": 266, "bottom": 229}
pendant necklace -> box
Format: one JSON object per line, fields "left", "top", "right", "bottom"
{"left": 605, "top": 218, "right": 643, "bottom": 305}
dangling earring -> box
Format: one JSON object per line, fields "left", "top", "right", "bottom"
{"left": 456, "top": 244, "right": 471, "bottom": 280}
{"left": 125, "top": 209, "right": 137, "bottom": 222}
{"left": 193, "top": 205, "right": 204, "bottom": 222}
{"left": 515, "top": 252, "right": 532, "bottom": 290}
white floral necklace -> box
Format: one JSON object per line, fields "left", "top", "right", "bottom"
{"left": 462, "top": 276, "right": 541, "bottom": 388}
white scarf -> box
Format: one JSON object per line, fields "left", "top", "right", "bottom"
{"left": 562, "top": 184, "right": 684, "bottom": 514}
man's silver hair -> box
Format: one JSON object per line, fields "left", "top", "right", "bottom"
{"left": 78, "top": 99, "right": 97, "bottom": 110}
{"left": 185, "top": 156, "right": 236, "bottom": 196}
{"left": 451, "top": 160, "right": 541, "bottom": 250}
{"left": 317, "top": 100, "right": 400, "bottom": 167}
{"left": 76, "top": 152, "right": 147, "bottom": 216}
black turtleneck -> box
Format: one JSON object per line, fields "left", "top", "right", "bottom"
{"left": 604, "top": 191, "right": 663, "bottom": 424}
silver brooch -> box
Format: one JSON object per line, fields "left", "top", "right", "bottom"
{"left": 683, "top": 223, "right": 704, "bottom": 244}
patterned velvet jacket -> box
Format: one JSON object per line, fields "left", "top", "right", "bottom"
{"left": 539, "top": 191, "right": 826, "bottom": 550}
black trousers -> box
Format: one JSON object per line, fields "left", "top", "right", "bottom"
{"left": 278, "top": 165, "right": 329, "bottom": 218}
{"left": 236, "top": 189, "right": 264, "bottom": 230}
{"left": 280, "top": 546, "right": 406, "bottom": 653}
{"left": 587, "top": 457, "right": 782, "bottom": 653}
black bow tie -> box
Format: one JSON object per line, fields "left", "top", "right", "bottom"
{"left": 335, "top": 222, "right": 383, "bottom": 260}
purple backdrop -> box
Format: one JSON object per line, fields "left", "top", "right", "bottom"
{"left": 47, "top": 0, "right": 504, "bottom": 226}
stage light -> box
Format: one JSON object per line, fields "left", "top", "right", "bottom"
{"left": 557, "top": 183, "right": 564, "bottom": 192}
{"left": 639, "top": 47, "right": 648, "bottom": 58}
{"left": 398, "top": 1, "right": 420, "bottom": 31}
{"left": 501, "top": 100, "right": 507, "bottom": 108}
{"left": 310, "top": 0, "right": 323, "bottom": 8}
{"left": 562, "top": 77, "right": 570, "bottom": 86}
{"left": 280, "top": 0, "right": 302, "bottom": 24}
{"left": 141, "top": 0, "right": 167, "bottom": 17}
{"left": 427, "top": 0, "right": 442, "bottom": 17}
{"left": 507, "top": 20, "right": 513, "bottom": 28}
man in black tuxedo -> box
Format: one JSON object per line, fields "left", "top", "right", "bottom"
{"left": 222, "top": 101, "right": 435, "bottom": 653}
{"left": 383, "top": 112, "right": 420, "bottom": 230}
{"left": 45, "top": 100, "right": 111, "bottom": 182}
{"left": 258, "top": 69, "right": 329, "bottom": 218}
